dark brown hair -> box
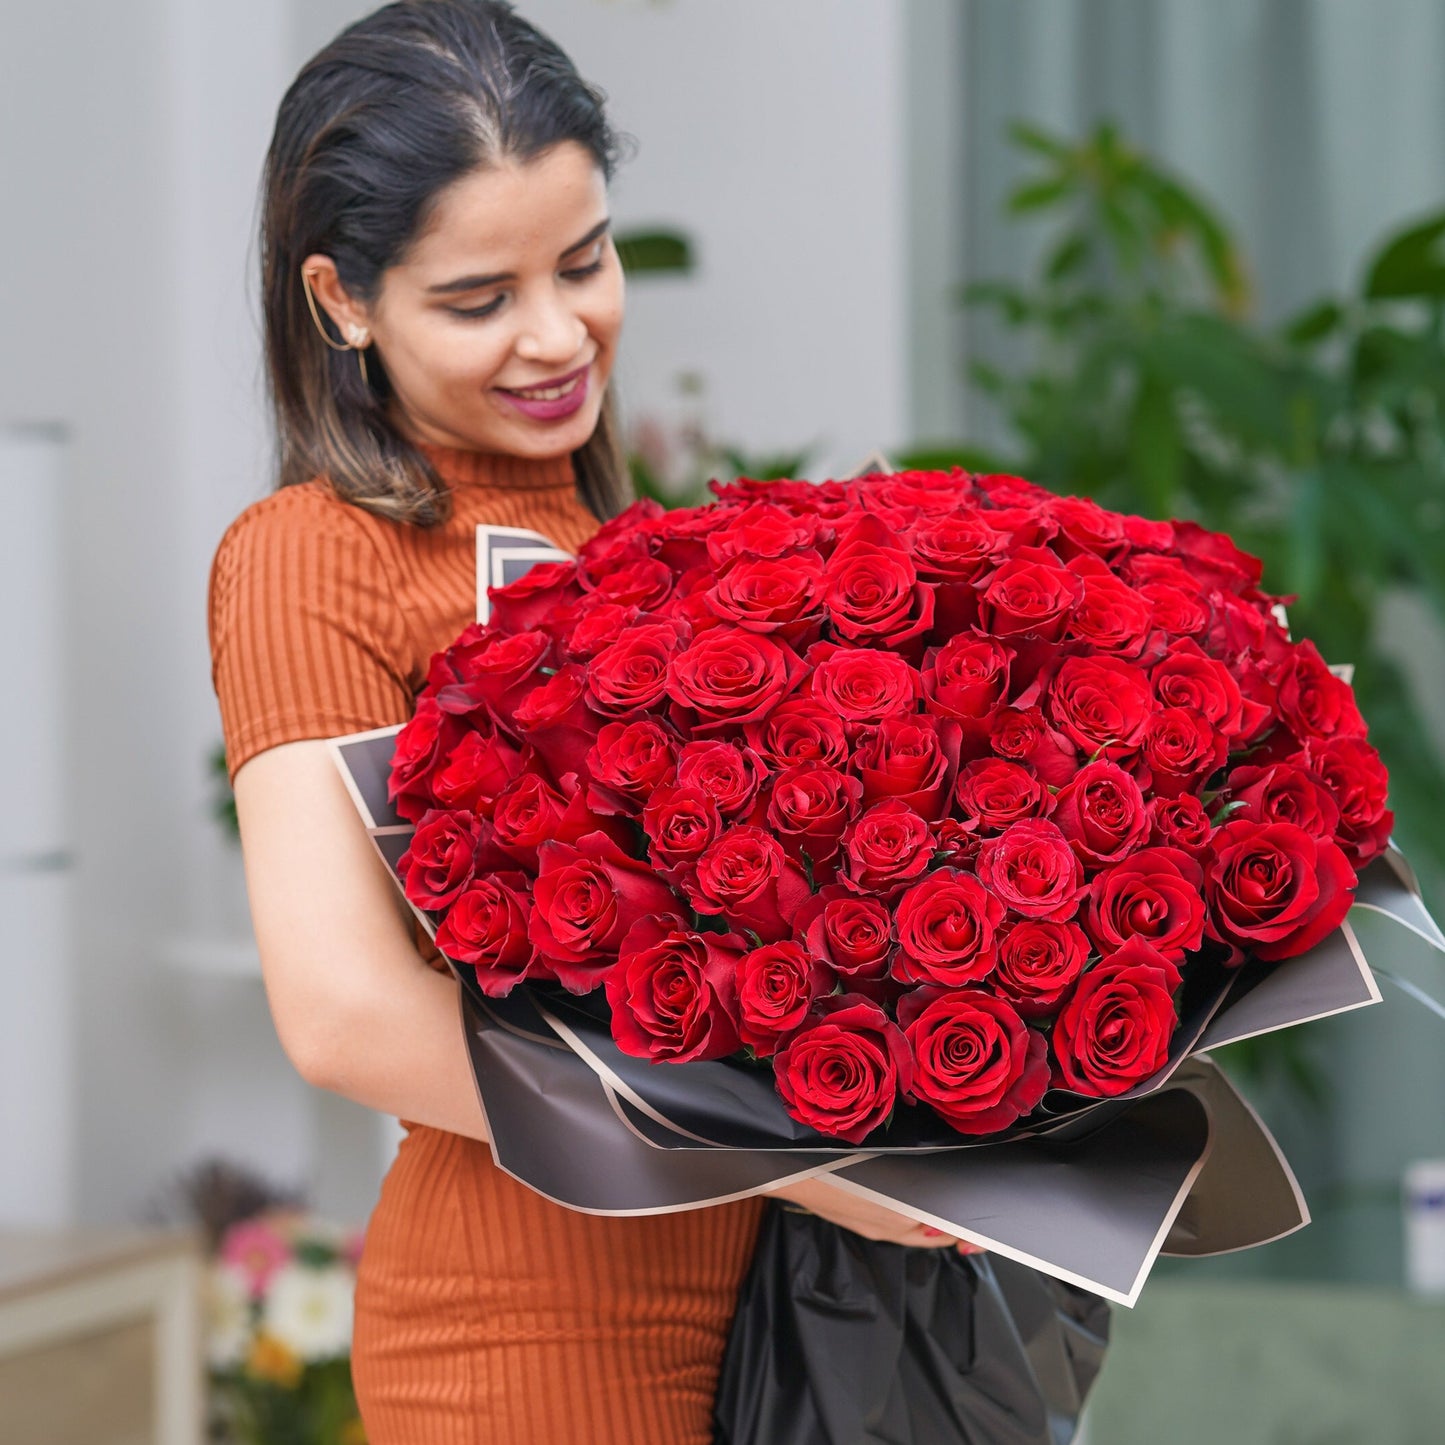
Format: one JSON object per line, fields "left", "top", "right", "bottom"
{"left": 260, "top": 0, "right": 632, "bottom": 526}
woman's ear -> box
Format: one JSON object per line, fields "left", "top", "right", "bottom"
{"left": 301, "top": 254, "right": 372, "bottom": 343}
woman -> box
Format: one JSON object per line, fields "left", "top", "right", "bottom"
{"left": 209, "top": 3, "right": 969, "bottom": 1439}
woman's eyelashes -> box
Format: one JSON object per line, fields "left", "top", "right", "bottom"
{"left": 448, "top": 258, "right": 606, "bottom": 320}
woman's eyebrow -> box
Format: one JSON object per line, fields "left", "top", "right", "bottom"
{"left": 426, "top": 218, "right": 612, "bottom": 295}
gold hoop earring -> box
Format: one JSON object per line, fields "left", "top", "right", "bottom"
{"left": 301, "top": 268, "right": 372, "bottom": 387}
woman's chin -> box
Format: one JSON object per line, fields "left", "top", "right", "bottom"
{"left": 495, "top": 404, "right": 604, "bottom": 458}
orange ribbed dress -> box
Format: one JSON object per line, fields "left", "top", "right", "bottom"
{"left": 207, "top": 442, "right": 765, "bottom": 1444}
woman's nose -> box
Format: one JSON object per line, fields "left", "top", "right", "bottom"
{"left": 515, "top": 286, "right": 587, "bottom": 364}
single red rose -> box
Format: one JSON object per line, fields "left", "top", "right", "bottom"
{"left": 1051, "top": 760, "right": 1151, "bottom": 869}
{"left": 899, "top": 987, "right": 1049, "bottom": 1134}
{"left": 490, "top": 772, "right": 568, "bottom": 871}
{"left": 1203, "top": 589, "right": 1274, "bottom": 658}
{"left": 642, "top": 784, "right": 724, "bottom": 877}
{"left": 446, "top": 629, "right": 553, "bottom": 726}
{"left": 1085, "top": 847, "right": 1207, "bottom": 962}
{"left": 736, "top": 940, "right": 832, "bottom": 1056}
{"left": 487, "top": 560, "right": 585, "bottom": 635}
{"left": 909, "top": 512, "right": 1007, "bottom": 582}
{"left": 806, "top": 643, "right": 921, "bottom": 730}
{"left": 529, "top": 831, "right": 688, "bottom": 991}
{"left": 1051, "top": 936, "right": 1183, "bottom": 1096}
{"left": 773, "top": 994, "right": 914, "bottom": 1143}
{"left": 435, "top": 873, "right": 540, "bottom": 996}
{"left": 1147, "top": 794, "right": 1214, "bottom": 858}
{"left": 744, "top": 697, "right": 850, "bottom": 771}
{"left": 667, "top": 626, "right": 808, "bottom": 735}
{"left": 511, "top": 663, "right": 595, "bottom": 782}
{"left": 1135, "top": 580, "right": 1209, "bottom": 638}
{"left": 430, "top": 729, "right": 522, "bottom": 818}
{"left": 575, "top": 507, "right": 657, "bottom": 587}
{"left": 823, "top": 520, "right": 935, "bottom": 652}
{"left": 932, "top": 817, "right": 981, "bottom": 868}
{"left": 605, "top": 918, "right": 743, "bottom": 1062}
{"left": 764, "top": 763, "right": 863, "bottom": 878}
{"left": 865, "top": 469, "right": 967, "bottom": 516}
{"left": 676, "top": 739, "right": 768, "bottom": 821}
{"left": 1066, "top": 566, "right": 1154, "bottom": 657}
{"left": 1122, "top": 553, "right": 1199, "bottom": 593}
{"left": 398, "top": 808, "right": 487, "bottom": 909}
{"left": 975, "top": 819, "right": 1085, "bottom": 921}
{"left": 853, "top": 714, "right": 962, "bottom": 821}
{"left": 389, "top": 699, "right": 465, "bottom": 821}
{"left": 1273, "top": 640, "right": 1368, "bottom": 743}
{"left": 976, "top": 546, "right": 1085, "bottom": 641}
{"left": 1169, "top": 519, "right": 1264, "bottom": 594}
{"left": 706, "top": 550, "right": 826, "bottom": 638}
{"left": 955, "top": 758, "right": 1051, "bottom": 834}
{"left": 1151, "top": 639, "right": 1248, "bottom": 738}
{"left": 974, "top": 472, "right": 1054, "bottom": 509}
{"left": 706, "top": 501, "right": 821, "bottom": 567}
{"left": 993, "top": 920, "right": 1091, "bottom": 1018}
{"left": 687, "top": 825, "right": 811, "bottom": 942}
{"left": 1306, "top": 736, "right": 1393, "bottom": 867}
{"left": 1223, "top": 762, "right": 1340, "bottom": 842}
{"left": 1120, "top": 514, "right": 1177, "bottom": 551}
{"left": 794, "top": 886, "right": 895, "bottom": 980}
{"left": 591, "top": 556, "right": 676, "bottom": 612}
{"left": 988, "top": 706, "right": 1079, "bottom": 788}
{"left": 1141, "top": 707, "right": 1228, "bottom": 797}
{"left": 1204, "top": 820, "right": 1357, "bottom": 962}
{"left": 587, "top": 621, "right": 690, "bottom": 718}
{"left": 1047, "top": 655, "right": 1155, "bottom": 759}
{"left": 976, "top": 503, "right": 1056, "bottom": 549}
{"left": 585, "top": 719, "right": 678, "bottom": 815}
{"left": 565, "top": 599, "right": 640, "bottom": 661}
{"left": 1047, "top": 496, "right": 1127, "bottom": 561}
{"left": 893, "top": 869, "right": 1006, "bottom": 986}
{"left": 921, "top": 635, "right": 1013, "bottom": 731}
{"left": 839, "top": 799, "right": 936, "bottom": 896}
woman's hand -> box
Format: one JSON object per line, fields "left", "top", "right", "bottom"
{"left": 764, "top": 1176, "right": 984, "bottom": 1253}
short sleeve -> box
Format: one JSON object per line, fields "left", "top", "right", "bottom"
{"left": 208, "top": 488, "right": 414, "bottom": 782}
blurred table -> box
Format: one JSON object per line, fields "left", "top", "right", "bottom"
{"left": 0, "top": 1226, "right": 204, "bottom": 1445}
{"left": 1081, "top": 1279, "right": 1445, "bottom": 1444}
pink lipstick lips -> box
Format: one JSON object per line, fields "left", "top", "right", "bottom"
{"left": 495, "top": 362, "right": 591, "bottom": 422}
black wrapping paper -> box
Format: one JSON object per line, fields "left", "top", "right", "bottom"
{"left": 712, "top": 1203, "right": 1109, "bottom": 1445}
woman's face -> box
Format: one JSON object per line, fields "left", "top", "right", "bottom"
{"left": 311, "top": 140, "right": 625, "bottom": 459}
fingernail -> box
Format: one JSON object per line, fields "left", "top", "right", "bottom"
{"left": 921, "top": 1226, "right": 945, "bottom": 1238}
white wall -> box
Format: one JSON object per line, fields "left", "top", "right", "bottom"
{"left": 1, "top": 0, "right": 919, "bottom": 1230}
{"left": 504, "top": 0, "right": 914, "bottom": 475}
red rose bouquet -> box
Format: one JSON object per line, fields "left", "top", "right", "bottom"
{"left": 331, "top": 467, "right": 1431, "bottom": 1310}
{"left": 389, "top": 470, "right": 1385, "bottom": 1127}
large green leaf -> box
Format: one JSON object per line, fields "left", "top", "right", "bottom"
{"left": 1363, "top": 210, "right": 1445, "bottom": 299}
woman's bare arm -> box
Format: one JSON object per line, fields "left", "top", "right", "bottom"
{"left": 235, "top": 739, "right": 972, "bottom": 1246}
{"left": 234, "top": 738, "right": 492, "bottom": 1141}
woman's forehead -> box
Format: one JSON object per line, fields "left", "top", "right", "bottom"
{"left": 405, "top": 143, "right": 608, "bottom": 279}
